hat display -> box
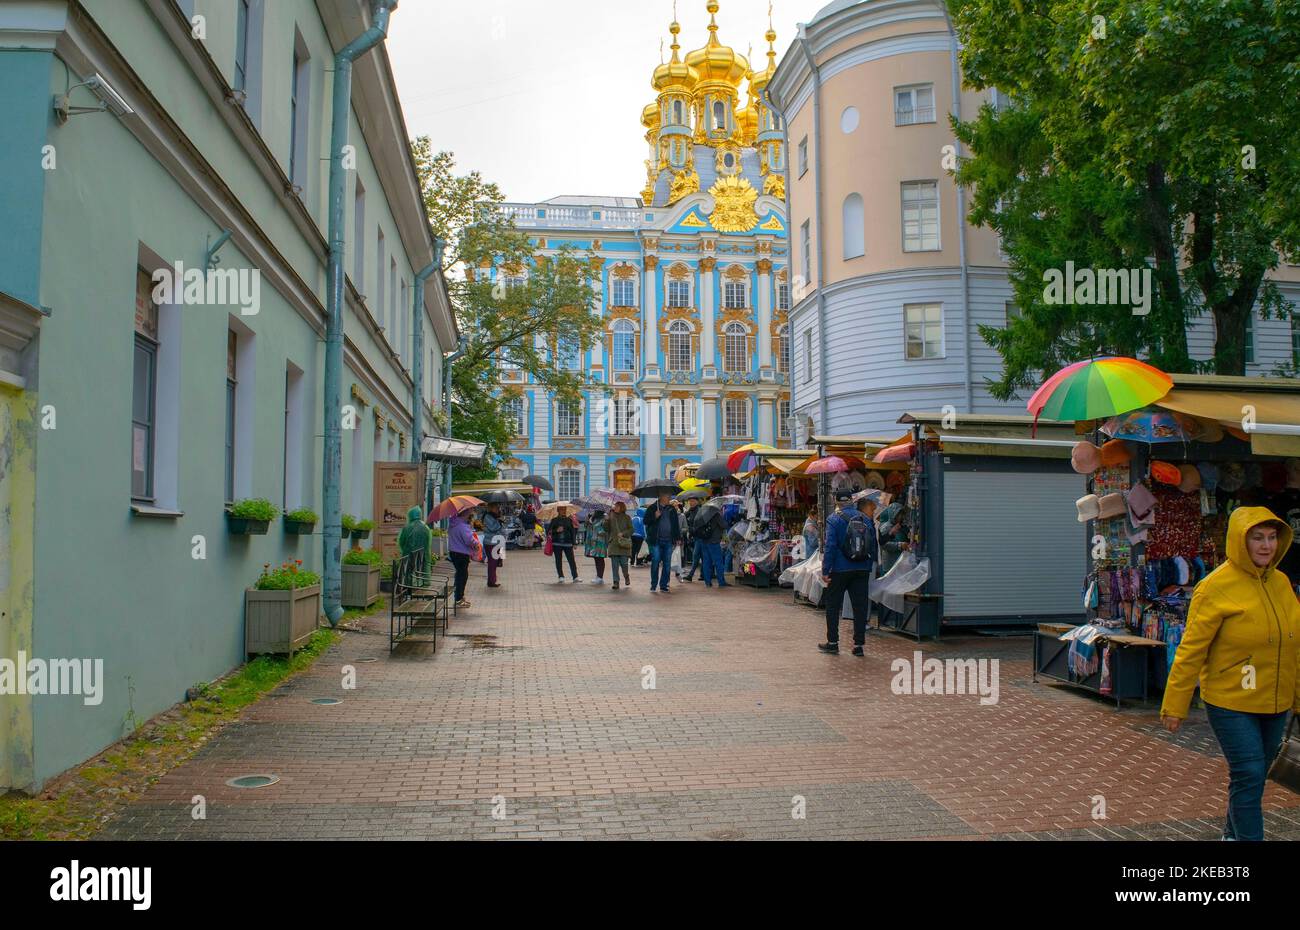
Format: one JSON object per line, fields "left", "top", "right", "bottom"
{"left": 1098, "top": 493, "right": 1126, "bottom": 520}
{"left": 1286, "top": 458, "right": 1300, "bottom": 489}
{"left": 864, "top": 471, "right": 886, "bottom": 490}
{"left": 1076, "top": 494, "right": 1101, "bottom": 523}
{"left": 1150, "top": 461, "right": 1181, "bottom": 486}
{"left": 1099, "top": 439, "right": 1133, "bottom": 467}
{"left": 1177, "top": 463, "right": 1202, "bottom": 494}
{"left": 1219, "top": 461, "right": 1246, "bottom": 492}
{"left": 1071, "top": 442, "right": 1102, "bottom": 475}
{"left": 1196, "top": 462, "right": 1219, "bottom": 492}
{"left": 885, "top": 471, "right": 906, "bottom": 492}
{"left": 1126, "top": 482, "right": 1157, "bottom": 528}
{"left": 1262, "top": 461, "right": 1287, "bottom": 493}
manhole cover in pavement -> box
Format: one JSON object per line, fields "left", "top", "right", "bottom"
{"left": 225, "top": 774, "right": 280, "bottom": 789}
{"left": 309, "top": 698, "right": 343, "bottom": 705}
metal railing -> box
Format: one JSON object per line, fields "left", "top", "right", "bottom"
{"left": 895, "top": 105, "right": 937, "bottom": 126}
{"left": 497, "top": 203, "right": 646, "bottom": 229}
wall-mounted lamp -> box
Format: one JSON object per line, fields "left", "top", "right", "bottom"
{"left": 53, "top": 73, "right": 134, "bottom": 124}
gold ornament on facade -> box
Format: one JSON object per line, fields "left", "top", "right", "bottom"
{"left": 667, "top": 165, "right": 700, "bottom": 204}
{"left": 667, "top": 262, "right": 692, "bottom": 280}
{"left": 763, "top": 172, "right": 785, "bottom": 200}
{"left": 660, "top": 306, "right": 698, "bottom": 329}
{"left": 755, "top": 258, "right": 773, "bottom": 275}
{"left": 644, "top": 256, "right": 659, "bottom": 270}
{"left": 714, "top": 143, "right": 742, "bottom": 177}
{"left": 707, "top": 175, "right": 759, "bottom": 233}
{"left": 612, "top": 263, "right": 637, "bottom": 279}
{"left": 723, "top": 264, "right": 748, "bottom": 280}
{"left": 699, "top": 256, "right": 717, "bottom": 272}
{"left": 715, "top": 307, "right": 753, "bottom": 335}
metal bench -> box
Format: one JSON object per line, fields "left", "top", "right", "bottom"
{"left": 389, "top": 552, "right": 450, "bottom": 652}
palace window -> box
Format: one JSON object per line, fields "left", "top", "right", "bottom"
{"left": 611, "top": 275, "right": 636, "bottom": 306}
{"left": 668, "top": 397, "right": 694, "bottom": 438}
{"left": 723, "top": 277, "right": 747, "bottom": 309}
{"left": 557, "top": 468, "right": 582, "bottom": 502}
{"left": 778, "top": 324, "right": 790, "bottom": 375}
{"left": 723, "top": 398, "right": 749, "bottom": 439}
{"left": 779, "top": 399, "right": 792, "bottom": 439}
{"left": 555, "top": 399, "right": 583, "bottom": 437}
{"left": 611, "top": 319, "right": 637, "bottom": 372}
{"left": 667, "top": 278, "right": 691, "bottom": 308}
{"left": 723, "top": 322, "right": 748, "bottom": 373}
{"left": 901, "top": 181, "right": 940, "bottom": 252}
{"left": 905, "top": 303, "right": 944, "bottom": 359}
{"left": 611, "top": 394, "right": 637, "bottom": 437}
{"left": 713, "top": 100, "right": 726, "bottom": 129}
{"left": 778, "top": 282, "right": 790, "bottom": 310}
{"left": 504, "top": 395, "right": 526, "bottom": 437}
{"left": 667, "top": 321, "right": 693, "bottom": 373}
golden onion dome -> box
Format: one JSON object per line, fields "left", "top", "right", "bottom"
{"left": 748, "top": 27, "right": 779, "bottom": 99}
{"left": 685, "top": 1, "right": 750, "bottom": 89}
{"left": 652, "top": 21, "right": 700, "bottom": 94}
{"left": 642, "top": 102, "right": 661, "bottom": 133}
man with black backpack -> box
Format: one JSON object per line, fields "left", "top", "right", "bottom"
{"left": 818, "top": 490, "right": 879, "bottom": 656}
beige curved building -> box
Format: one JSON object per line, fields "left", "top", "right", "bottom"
{"left": 768, "top": 0, "right": 1300, "bottom": 438}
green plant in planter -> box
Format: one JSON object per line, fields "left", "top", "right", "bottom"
{"left": 341, "top": 513, "right": 357, "bottom": 532}
{"left": 353, "top": 519, "right": 375, "bottom": 532}
{"left": 255, "top": 561, "right": 321, "bottom": 590}
{"left": 343, "top": 549, "right": 383, "bottom": 567}
{"left": 229, "top": 499, "right": 279, "bottom": 521}
{"left": 285, "top": 507, "right": 318, "bottom": 524}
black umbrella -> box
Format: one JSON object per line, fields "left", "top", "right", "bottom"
{"left": 523, "top": 475, "right": 553, "bottom": 491}
{"left": 633, "top": 479, "right": 682, "bottom": 498}
{"left": 694, "top": 457, "right": 734, "bottom": 482}
{"left": 675, "top": 489, "right": 709, "bottom": 502}
{"left": 480, "top": 490, "right": 524, "bottom": 505}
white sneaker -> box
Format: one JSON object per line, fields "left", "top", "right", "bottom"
{"left": 590, "top": 578, "right": 604, "bottom": 585}
{"left": 555, "top": 578, "right": 567, "bottom": 585}
{"left": 571, "top": 578, "right": 583, "bottom": 584}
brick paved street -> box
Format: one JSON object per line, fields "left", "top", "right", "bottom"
{"left": 100, "top": 552, "right": 1300, "bottom": 840}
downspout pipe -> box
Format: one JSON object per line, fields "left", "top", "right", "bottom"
{"left": 795, "top": 27, "right": 831, "bottom": 435}
{"left": 410, "top": 238, "right": 444, "bottom": 464}
{"left": 323, "top": 0, "right": 398, "bottom": 627}
{"left": 441, "top": 334, "right": 469, "bottom": 506}
{"left": 942, "top": 8, "right": 974, "bottom": 414}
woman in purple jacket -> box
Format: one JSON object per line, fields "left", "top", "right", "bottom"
{"left": 448, "top": 513, "right": 477, "bottom": 608}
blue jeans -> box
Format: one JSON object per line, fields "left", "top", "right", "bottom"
{"left": 1204, "top": 702, "right": 1291, "bottom": 841}
{"left": 702, "top": 542, "right": 728, "bottom": 586}
{"left": 650, "top": 539, "right": 674, "bottom": 590}
{"left": 684, "top": 539, "right": 705, "bottom": 579}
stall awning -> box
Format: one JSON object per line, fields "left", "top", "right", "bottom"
{"left": 760, "top": 451, "right": 819, "bottom": 474}
{"left": 420, "top": 436, "right": 488, "bottom": 467}
{"left": 1155, "top": 389, "right": 1300, "bottom": 457}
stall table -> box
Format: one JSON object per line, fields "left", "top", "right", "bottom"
{"left": 1032, "top": 622, "right": 1165, "bottom": 708}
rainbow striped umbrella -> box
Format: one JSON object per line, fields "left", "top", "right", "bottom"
{"left": 1027, "top": 357, "right": 1172, "bottom": 430}
{"left": 430, "top": 495, "right": 484, "bottom": 521}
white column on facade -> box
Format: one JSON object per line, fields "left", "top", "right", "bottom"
{"left": 758, "top": 396, "right": 776, "bottom": 446}
{"left": 643, "top": 256, "right": 659, "bottom": 368}
{"left": 643, "top": 389, "right": 663, "bottom": 480}
{"left": 699, "top": 257, "right": 716, "bottom": 366}
{"left": 701, "top": 392, "right": 719, "bottom": 460}
{"left": 756, "top": 259, "right": 773, "bottom": 368}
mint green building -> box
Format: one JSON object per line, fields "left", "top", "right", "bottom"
{"left": 0, "top": 0, "right": 456, "bottom": 790}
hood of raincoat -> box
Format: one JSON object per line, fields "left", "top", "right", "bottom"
{"left": 407, "top": 506, "right": 424, "bottom": 524}
{"left": 1225, "top": 505, "right": 1293, "bottom": 577}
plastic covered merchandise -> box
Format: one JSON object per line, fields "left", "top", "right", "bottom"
{"left": 781, "top": 552, "right": 825, "bottom": 603}
{"left": 868, "top": 550, "right": 931, "bottom": 614}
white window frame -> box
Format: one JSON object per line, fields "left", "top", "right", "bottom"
{"left": 557, "top": 468, "right": 582, "bottom": 502}
{"left": 611, "top": 274, "right": 637, "bottom": 307}
{"left": 666, "top": 277, "right": 692, "bottom": 308}
{"left": 723, "top": 276, "right": 748, "bottom": 310}
{"left": 778, "top": 282, "right": 790, "bottom": 311}
{"left": 667, "top": 320, "right": 693, "bottom": 373}
{"left": 778, "top": 324, "right": 790, "bottom": 375}
{"left": 611, "top": 319, "right": 637, "bottom": 372}
{"left": 798, "top": 137, "right": 808, "bottom": 177}
{"left": 667, "top": 397, "right": 695, "bottom": 438}
{"left": 842, "top": 193, "right": 865, "bottom": 260}
{"left": 779, "top": 399, "right": 791, "bottom": 439}
{"left": 904, "top": 303, "right": 945, "bottom": 360}
{"left": 504, "top": 394, "right": 527, "bottom": 437}
{"left": 901, "top": 181, "right": 941, "bottom": 253}
{"left": 803, "top": 330, "right": 814, "bottom": 384}
{"left": 723, "top": 322, "right": 748, "bottom": 374}
{"left": 894, "top": 83, "right": 936, "bottom": 126}
{"left": 800, "top": 221, "right": 812, "bottom": 282}
{"left": 554, "top": 398, "right": 584, "bottom": 438}
{"left": 723, "top": 397, "right": 749, "bottom": 439}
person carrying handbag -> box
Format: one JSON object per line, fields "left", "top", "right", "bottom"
{"left": 1161, "top": 507, "right": 1300, "bottom": 841}
{"left": 606, "top": 502, "right": 634, "bottom": 590}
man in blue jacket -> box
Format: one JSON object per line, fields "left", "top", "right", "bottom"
{"left": 644, "top": 492, "right": 681, "bottom": 594}
{"left": 819, "top": 490, "right": 878, "bottom": 656}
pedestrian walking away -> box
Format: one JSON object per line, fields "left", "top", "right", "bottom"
{"left": 519, "top": 506, "right": 538, "bottom": 549}
{"left": 1160, "top": 507, "right": 1300, "bottom": 841}
{"left": 644, "top": 493, "right": 681, "bottom": 593}
{"left": 818, "top": 489, "right": 878, "bottom": 656}
{"left": 631, "top": 507, "right": 646, "bottom": 566}
{"left": 695, "top": 503, "right": 730, "bottom": 588}
{"left": 446, "top": 512, "right": 476, "bottom": 608}
{"left": 585, "top": 509, "right": 610, "bottom": 584}
{"left": 606, "top": 501, "right": 634, "bottom": 590}
{"left": 548, "top": 505, "right": 581, "bottom": 583}
{"left": 481, "top": 502, "right": 505, "bottom": 589}
{"left": 683, "top": 499, "right": 706, "bottom": 582}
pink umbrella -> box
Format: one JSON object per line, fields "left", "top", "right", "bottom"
{"left": 804, "top": 456, "right": 849, "bottom": 475}
{"left": 873, "top": 443, "right": 915, "bottom": 464}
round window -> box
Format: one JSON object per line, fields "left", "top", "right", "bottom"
{"left": 724, "top": 154, "right": 735, "bottom": 168}
{"left": 841, "top": 106, "right": 860, "bottom": 134}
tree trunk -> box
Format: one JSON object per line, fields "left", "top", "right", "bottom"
{"left": 1141, "top": 164, "right": 1191, "bottom": 372}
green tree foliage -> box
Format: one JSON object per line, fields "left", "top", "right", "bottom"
{"left": 948, "top": 0, "right": 1300, "bottom": 397}
{"left": 412, "top": 140, "right": 604, "bottom": 476}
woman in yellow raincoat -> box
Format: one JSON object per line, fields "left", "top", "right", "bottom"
{"left": 1161, "top": 506, "right": 1300, "bottom": 841}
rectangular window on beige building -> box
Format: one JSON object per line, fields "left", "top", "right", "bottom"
{"left": 901, "top": 181, "right": 940, "bottom": 252}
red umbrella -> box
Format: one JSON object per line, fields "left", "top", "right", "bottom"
{"left": 873, "top": 443, "right": 915, "bottom": 464}
{"left": 804, "top": 456, "right": 849, "bottom": 475}
{"left": 430, "top": 495, "right": 484, "bottom": 521}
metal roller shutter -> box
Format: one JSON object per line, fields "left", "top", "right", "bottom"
{"left": 942, "top": 469, "right": 1083, "bottom": 619}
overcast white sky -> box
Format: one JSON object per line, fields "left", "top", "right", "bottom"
{"left": 386, "top": 0, "right": 828, "bottom": 204}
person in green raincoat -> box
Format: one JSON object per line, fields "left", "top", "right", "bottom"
{"left": 397, "top": 506, "right": 432, "bottom": 573}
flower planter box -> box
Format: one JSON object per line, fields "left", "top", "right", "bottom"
{"left": 430, "top": 536, "right": 447, "bottom": 557}
{"left": 228, "top": 514, "right": 272, "bottom": 536}
{"left": 341, "top": 563, "right": 381, "bottom": 609}
{"left": 350, "top": 529, "right": 372, "bottom": 541}
{"left": 380, "top": 577, "right": 394, "bottom": 594}
{"left": 283, "top": 517, "right": 316, "bottom": 535}
{"left": 245, "top": 584, "right": 321, "bottom": 656}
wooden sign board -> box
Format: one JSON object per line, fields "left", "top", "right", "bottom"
{"left": 373, "top": 462, "right": 425, "bottom": 563}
